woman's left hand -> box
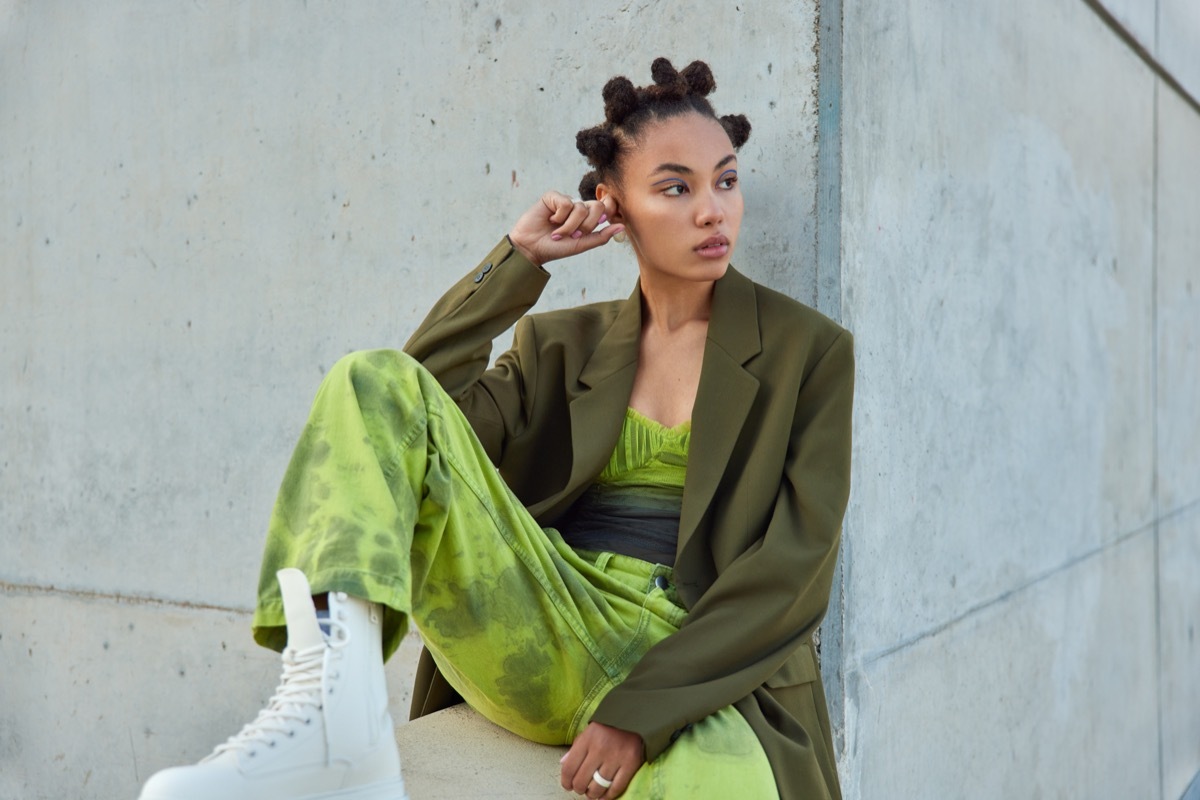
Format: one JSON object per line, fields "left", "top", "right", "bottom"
{"left": 559, "top": 721, "right": 645, "bottom": 798}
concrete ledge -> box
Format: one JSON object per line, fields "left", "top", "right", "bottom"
{"left": 395, "top": 705, "right": 570, "bottom": 799}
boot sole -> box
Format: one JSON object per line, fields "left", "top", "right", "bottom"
{"left": 296, "top": 777, "right": 409, "bottom": 800}
{"left": 140, "top": 776, "right": 409, "bottom": 800}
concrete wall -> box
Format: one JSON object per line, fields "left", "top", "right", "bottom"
{"left": 0, "top": 2, "right": 821, "bottom": 798}
{"left": 4, "top": 0, "right": 1198, "bottom": 799}
{"left": 835, "top": 0, "right": 1200, "bottom": 797}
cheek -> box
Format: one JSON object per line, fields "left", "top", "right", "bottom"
{"left": 727, "top": 196, "right": 745, "bottom": 229}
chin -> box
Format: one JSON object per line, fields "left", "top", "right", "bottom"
{"left": 696, "top": 260, "right": 731, "bottom": 281}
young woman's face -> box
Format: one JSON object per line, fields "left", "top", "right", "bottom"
{"left": 598, "top": 112, "right": 743, "bottom": 284}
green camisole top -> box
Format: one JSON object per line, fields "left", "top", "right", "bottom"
{"left": 556, "top": 407, "right": 689, "bottom": 566}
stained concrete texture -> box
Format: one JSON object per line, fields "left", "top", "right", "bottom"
{"left": 4, "top": 0, "right": 1200, "bottom": 798}
{"left": 0, "top": 0, "right": 820, "bottom": 610}
{"left": 840, "top": 0, "right": 1155, "bottom": 662}
{"left": 1160, "top": 507, "right": 1200, "bottom": 800}
{"left": 395, "top": 704, "right": 570, "bottom": 799}
{"left": 845, "top": 532, "right": 1158, "bottom": 799}
{"left": 0, "top": 2, "right": 822, "bottom": 798}
{"left": 1155, "top": 79, "right": 1200, "bottom": 515}
{"left": 835, "top": 0, "right": 1198, "bottom": 795}
{"left": 0, "top": 590, "right": 424, "bottom": 800}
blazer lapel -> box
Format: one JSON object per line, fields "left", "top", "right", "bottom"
{"left": 678, "top": 267, "right": 761, "bottom": 557}
{"left": 565, "top": 284, "right": 643, "bottom": 493}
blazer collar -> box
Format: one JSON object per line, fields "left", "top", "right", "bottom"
{"left": 679, "top": 267, "right": 761, "bottom": 557}
{"left": 563, "top": 267, "right": 762, "bottom": 558}
{"left": 564, "top": 282, "right": 643, "bottom": 501}
{"left": 577, "top": 265, "right": 762, "bottom": 387}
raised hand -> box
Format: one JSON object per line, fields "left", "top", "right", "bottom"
{"left": 508, "top": 191, "right": 624, "bottom": 267}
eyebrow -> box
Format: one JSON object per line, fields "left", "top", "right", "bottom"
{"left": 650, "top": 154, "right": 738, "bottom": 178}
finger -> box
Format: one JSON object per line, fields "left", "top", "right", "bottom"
{"left": 586, "top": 765, "right": 615, "bottom": 799}
{"left": 551, "top": 201, "right": 591, "bottom": 239}
{"left": 605, "top": 763, "right": 636, "bottom": 799}
{"left": 566, "top": 223, "right": 624, "bottom": 255}
{"left": 546, "top": 193, "right": 580, "bottom": 226}
{"left": 571, "top": 762, "right": 597, "bottom": 794}
{"left": 559, "top": 744, "right": 586, "bottom": 791}
{"left": 572, "top": 755, "right": 608, "bottom": 795}
{"left": 578, "top": 200, "right": 608, "bottom": 235}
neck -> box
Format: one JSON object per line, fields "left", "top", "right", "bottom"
{"left": 637, "top": 267, "right": 717, "bottom": 333}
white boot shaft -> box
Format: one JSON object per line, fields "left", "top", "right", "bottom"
{"left": 137, "top": 569, "right": 406, "bottom": 800}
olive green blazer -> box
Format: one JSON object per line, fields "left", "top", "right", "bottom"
{"left": 404, "top": 238, "right": 853, "bottom": 800}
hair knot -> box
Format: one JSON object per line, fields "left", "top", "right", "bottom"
{"left": 681, "top": 61, "right": 716, "bottom": 96}
{"left": 649, "top": 57, "right": 687, "bottom": 100}
{"left": 720, "top": 114, "right": 752, "bottom": 148}
{"left": 575, "top": 59, "right": 752, "bottom": 199}
{"left": 578, "top": 171, "right": 601, "bottom": 201}
{"left": 602, "top": 76, "right": 638, "bottom": 125}
{"left": 575, "top": 126, "right": 619, "bottom": 168}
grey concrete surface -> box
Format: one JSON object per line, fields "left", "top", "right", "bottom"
{"left": 0, "top": 0, "right": 820, "bottom": 610}
{"left": 0, "top": 2, "right": 822, "bottom": 798}
{"left": 0, "top": 588, "right": 424, "bottom": 800}
{"left": 1098, "top": 0, "right": 1157, "bottom": 50}
{"left": 1156, "top": 78, "right": 1200, "bottom": 515}
{"left": 840, "top": 0, "right": 1154, "bottom": 662}
{"left": 835, "top": 0, "right": 1198, "bottom": 796}
{"left": 1160, "top": 506, "right": 1200, "bottom": 800}
{"left": 1159, "top": 0, "right": 1200, "bottom": 103}
{"left": 4, "top": 0, "right": 1199, "bottom": 798}
{"left": 846, "top": 532, "right": 1158, "bottom": 799}
{"left": 395, "top": 704, "right": 569, "bottom": 799}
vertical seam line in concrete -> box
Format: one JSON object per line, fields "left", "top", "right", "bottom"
{"left": 1078, "top": 0, "right": 1200, "bottom": 115}
{"left": 1152, "top": 45, "right": 1165, "bottom": 799}
{"left": 815, "top": 0, "right": 844, "bottom": 323}
{"left": 814, "top": 0, "right": 846, "bottom": 763}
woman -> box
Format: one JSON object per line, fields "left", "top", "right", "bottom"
{"left": 139, "top": 58, "right": 853, "bottom": 800}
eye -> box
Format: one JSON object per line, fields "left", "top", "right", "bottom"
{"left": 661, "top": 183, "right": 687, "bottom": 197}
{"left": 718, "top": 173, "right": 738, "bottom": 190}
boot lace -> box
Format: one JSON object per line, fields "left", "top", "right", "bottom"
{"left": 208, "top": 618, "right": 350, "bottom": 760}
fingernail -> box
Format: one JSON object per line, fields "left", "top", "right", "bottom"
{"left": 571, "top": 230, "right": 583, "bottom": 239}
{"left": 551, "top": 234, "right": 562, "bottom": 241}
{"left": 598, "top": 214, "right": 608, "bottom": 224}
{"left": 560, "top": 754, "right": 568, "bottom": 763}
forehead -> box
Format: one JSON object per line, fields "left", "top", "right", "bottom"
{"left": 624, "top": 113, "right": 735, "bottom": 173}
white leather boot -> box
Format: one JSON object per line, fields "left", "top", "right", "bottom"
{"left": 138, "top": 569, "right": 407, "bottom": 800}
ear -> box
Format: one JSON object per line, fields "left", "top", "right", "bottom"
{"left": 594, "top": 182, "right": 624, "bottom": 222}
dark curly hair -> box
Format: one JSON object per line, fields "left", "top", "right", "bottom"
{"left": 575, "top": 58, "right": 752, "bottom": 201}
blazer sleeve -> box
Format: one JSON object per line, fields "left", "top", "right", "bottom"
{"left": 590, "top": 329, "right": 855, "bottom": 761}
{"left": 402, "top": 237, "right": 549, "bottom": 461}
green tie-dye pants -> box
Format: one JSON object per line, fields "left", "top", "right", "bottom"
{"left": 251, "top": 349, "right": 778, "bottom": 799}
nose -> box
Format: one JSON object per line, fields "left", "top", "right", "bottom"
{"left": 695, "top": 190, "right": 724, "bottom": 227}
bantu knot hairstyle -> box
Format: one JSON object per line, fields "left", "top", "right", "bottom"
{"left": 575, "top": 57, "right": 752, "bottom": 200}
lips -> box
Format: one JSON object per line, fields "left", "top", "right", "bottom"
{"left": 694, "top": 234, "right": 730, "bottom": 258}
